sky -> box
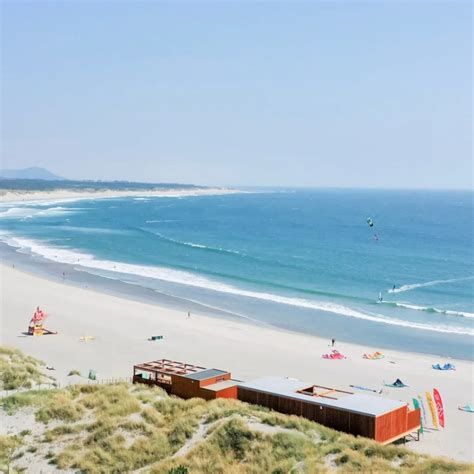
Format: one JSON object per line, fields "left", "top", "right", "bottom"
{"left": 1, "top": 1, "right": 472, "bottom": 188}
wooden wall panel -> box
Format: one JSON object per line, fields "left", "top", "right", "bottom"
{"left": 200, "top": 385, "right": 238, "bottom": 400}
{"left": 324, "top": 406, "right": 351, "bottom": 433}
{"left": 199, "top": 373, "right": 231, "bottom": 387}
{"left": 171, "top": 375, "right": 201, "bottom": 399}
{"left": 375, "top": 406, "right": 408, "bottom": 443}
{"left": 348, "top": 412, "right": 375, "bottom": 438}
{"left": 407, "top": 409, "right": 421, "bottom": 431}
{"left": 215, "top": 385, "right": 238, "bottom": 399}
{"left": 239, "top": 388, "right": 381, "bottom": 441}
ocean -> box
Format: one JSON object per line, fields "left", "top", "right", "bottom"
{"left": 1, "top": 189, "right": 472, "bottom": 359}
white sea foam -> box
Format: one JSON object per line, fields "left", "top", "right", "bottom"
{"left": 0, "top": 206, "right": 78, "bottom": 220}
{"left": 385, "top": 301, "right": 474, "bottom": 319}
{"left": 2, "top": 234, "right": 473, "bottom": 337}
{"left": 388, "top": 277, "right": 474, "bottom": 294}
{"left": 0, "top": 207, "right": 37, "bottom": 219}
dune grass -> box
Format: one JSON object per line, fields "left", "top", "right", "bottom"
{"left": 0, "top": 346, "right": 55, "bottom": 390}
{"left": 3, "top": 384, "right": 471, "bottom": 474}
{"left": 1, "top": 347, "right": 472, "bottom": 473}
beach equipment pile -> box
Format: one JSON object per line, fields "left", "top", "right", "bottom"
{"left": 363, "top": 351, "right": 384, "bottom": 360}
{"left": 322, "top": 349, "right": 347, "bottom": 359}
{"left": 384, "top": 378, "right": 408, "bottom": 388}
{"left": 432, "top": 362, "right": 455, "bottom": 370}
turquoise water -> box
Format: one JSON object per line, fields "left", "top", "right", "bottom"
{"left": 1, "top": 189, "right": 472, "bottom": 358}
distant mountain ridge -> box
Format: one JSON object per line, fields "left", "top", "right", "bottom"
{"left": 0, "top": 167, "right": 64, "bottom": 180}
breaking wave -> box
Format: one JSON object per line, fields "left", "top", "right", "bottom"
{"left": 2, "top": 234, "right": 473, "bottom": 337}
{"left": 0, "top": 206, "right": 79, "bottom": 220}
{"left": 383, "top": 301, "right": 474, "bottom": 319}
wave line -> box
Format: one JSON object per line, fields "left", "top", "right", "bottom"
{"left": 2, "top": 234, "right": 472, "bottom": 337}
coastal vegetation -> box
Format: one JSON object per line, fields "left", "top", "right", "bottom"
{"left": 0, "top": 346, "right": 54, "bottom": 390}
{"left": 0, "top": 348, "right": 472, "bottom": 473}
{"left": 0, "top": 178, "right": 206, "bottom": 194}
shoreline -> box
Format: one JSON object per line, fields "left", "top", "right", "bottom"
{"left": 0, "top": 186, "right": 240, "bottom": 204}
{"left": 1, "top": 262, "right": 473, "bottom": 462}
{"left": 1, "top": 241, "right": 472, "bottom": 362}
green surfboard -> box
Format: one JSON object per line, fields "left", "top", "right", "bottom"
{"left": 412, "top": 398, "right": 423, "bottom": 433}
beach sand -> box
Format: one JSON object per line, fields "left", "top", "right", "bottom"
{"left": 0, "top": 187, "right": 238, "bottom": 204}
{"left": 1, "top": 263, "right": 472, "bottom": 463}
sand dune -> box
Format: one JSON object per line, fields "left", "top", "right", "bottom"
{"left": 0, "top": 264, "right": 472, "bottom": 462}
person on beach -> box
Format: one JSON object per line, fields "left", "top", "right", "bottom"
{"left": 331, "top": 338, "right": 335, "bottom": 347}
{"left": 187, "top": 311, "right": 191, "bottom": 319}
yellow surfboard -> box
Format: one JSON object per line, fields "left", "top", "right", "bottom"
{"left": 426, "top": 391, "right": 438, "bottom": 429}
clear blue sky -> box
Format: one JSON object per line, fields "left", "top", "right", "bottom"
{"left": 1, "top": 1, "right": 472, "bottom": 188}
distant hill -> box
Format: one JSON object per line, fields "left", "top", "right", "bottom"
{"left": 0, "top": 167, "right": 64, "bottom": 180}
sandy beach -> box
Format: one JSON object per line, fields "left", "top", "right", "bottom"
{"left": 0, "top": 187, "right": 238, "bottom": 204}
{"left": 1, "top": 263, "right": 472, "bottom": 463}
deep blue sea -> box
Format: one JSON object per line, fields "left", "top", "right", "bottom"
{"left": 1, "top": 189, "right": 472, "bottom": 359}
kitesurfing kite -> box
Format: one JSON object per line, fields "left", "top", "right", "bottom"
{"left": 367, "top": 217, "right": 380, "bottom": 242}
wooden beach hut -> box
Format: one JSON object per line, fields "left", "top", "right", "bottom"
{"left": 133, "top": 358, "right": 239, "bottom": 400}
{"left": 238, "top": 376, "right": 421, "bottom": 444}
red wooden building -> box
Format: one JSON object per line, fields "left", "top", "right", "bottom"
{"left": 238, "top": 376, "right": 420, "bottom": 444}
{"left": 132, "top": 358, "right": 239, "bottom": 400}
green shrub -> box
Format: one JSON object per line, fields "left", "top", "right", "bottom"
{"left": 168, "top": 466, "right": 189, "bottom": 474}
{"left": 168, "top": 419, "right": 197, "bottom": 447}
{"left": 214, "top": 418, "right": 256, "bottom": 460}
{"left": 270, "top": 432, "right": 307, "bottom": 460}
{"left": 2, "top": 390, "right": 53, "bottom": 414}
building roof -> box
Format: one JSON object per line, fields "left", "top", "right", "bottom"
{"left": 184, "top": 368, "right": 229, "bottom": 381}
{"left": 238, "top": 376, "right": 407, "bottom": 417}
{"left": 204, "top": 379, "right": 241, "bottom": 392}
{"left": 134, "top": 359, "right": 207, "bottom": 376}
